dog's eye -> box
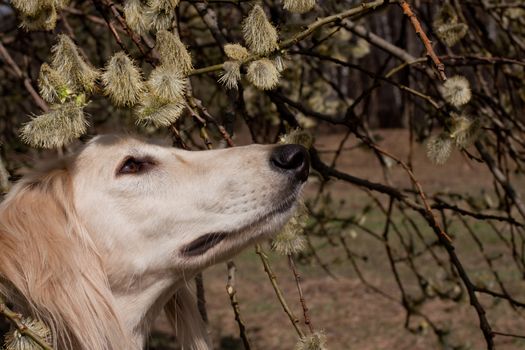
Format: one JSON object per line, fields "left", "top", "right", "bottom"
{"left": 118, "top": 157, "right": 154, "bottom": 175}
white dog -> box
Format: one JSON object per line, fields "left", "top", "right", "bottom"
{"left": 0, "top": 135, "right": 309, "bottom": 350}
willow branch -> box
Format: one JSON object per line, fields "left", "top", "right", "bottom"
{"left": 226, "top": 261, "right": 252, "bottom": 350}
{"left": 190, "top": 0, "right": 389, "bottom": 76}
{"left": 255, "top": 244, "right": 305, "bottom": 338}
{"left": 0, "top": 42, "right": 49, "bottom": 112}
{"left": 288, "top": 255, "right": 314, "bottom": 333}
{"left": 0, "top": 296, "right": 54, "bottom": 350}
{"left": 398, "top": 1, "right": 447, "bottom": 81}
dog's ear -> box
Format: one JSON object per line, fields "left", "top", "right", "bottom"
{"left": 0, "top": 167, "right": 134, "bottom": 350}
{"left": 165, "top": 285, "right": 211, "bottom": 350}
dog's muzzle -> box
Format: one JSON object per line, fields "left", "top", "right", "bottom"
{"left": 180, "top": 144, "right": 309, "bottom": 259}
{"left": 270, "top": 144, "right": 310, "bottom": 182}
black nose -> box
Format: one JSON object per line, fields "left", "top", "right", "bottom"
{"left": 270, "top": 144, "right": 310, "bottom": 182}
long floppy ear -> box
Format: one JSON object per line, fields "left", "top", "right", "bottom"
{"left": 0, "top": 166, "right": 136, "bottom": 350}
{"left": 164, "top": 285, "right": 211, "bottom": 350}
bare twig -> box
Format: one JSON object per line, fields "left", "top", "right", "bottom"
{"left": 398, "top": 1, "right": 447, "bottom": 81}
{"left": 226, "top": 261, "right": 252, "bottom": 350}
{"left": 288, "top": 255, "right": 314, "bottom": 333}
{"left": 0, "top": 296, "right": 54, "bottom": 350}
{"left": 255, "top": 244, "right": 305, "bottom": 338}
{"left": 0, "top": 42, "right": 49, "bottom": 112}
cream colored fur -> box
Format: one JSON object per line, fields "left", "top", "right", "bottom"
{"left": 0, "top": 135, "right": 304, "bottom": 349}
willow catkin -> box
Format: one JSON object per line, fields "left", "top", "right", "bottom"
{"left": 242, "top": 5, "right": 279, "bottom": 55}
{"left": 435, "top": 22, "right": 468, "bottom": 47}
{"left": 19, "top": 5, "right": 57, "bottom": 31}
{"left": 147, "top": 65, "right": 187, "bottom": 103}
{"left": 3, "top": 318, "right": 52, "bottom": 350}
{"left": 20, "top": 101, "right": 88, "bottom": 148}
{"left": 102, "top": 52, "right": 145, "bottom": 107}
{"left": 155, "top": 30, "right": 193, "bottom": 75}
{"left": 283, "top": 0, "right": 316, "bottom": 14}
{"left": 218, "top": 61, "right": 241, "bottom": 90}
{"left": 439, "top": 75, "right": 472, "bottom": 107}
{"left": 433, "top": 2, "right": 468, "bottom": 47}
{"left": 10, "top": 0, "right": 49, "bottom": 16}
{"left": 272, "top": 203, "right": 308, "bottom": 256}
{"left": 149, "top": 0, "right": 180, "bottom": 9}
{"left": 426, "top": 133, "right": 453, "bottom": 165}
{"left": 38, "top": 63, "right": 71, "bottom": 104}
{"left": 274, "top": 55, "right": 286, "bottom": 72}
{"left": 272, "top": 218, "right": 306, "bottom": 256}
{"left": 247, "top": 58, "right": 280, "bottom": 90}
{"left": 135, "top": 95, "right": 185, "bottom": 127}
{"left": 224, "top": 43, "right": 250, "bottom": 61}
{"left": 145, "top": 0, "right": 181, "bottom": 32}
{"left": 51, "top": 35, "right": 100, "bottom": 93}
{"left": 295, "top": 331, "right": 328, "bottom": 350}
{"left": 278, "top": 128, "right": 314, "bottom": 149}
{"left": 124, "top": 0, "right": 149, "bottom": 35}
{"left": 450, "top": 114, "right": 481, "bottom": 148}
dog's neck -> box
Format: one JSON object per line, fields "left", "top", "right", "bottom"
{"left": 110, "top": 272, "right": 184, "bottom": 345}
{"left": 113, "top": 277, "right": 175, "bottom": 338}
{"left": 109, "top": 265, "right": 207, "bottom": 348}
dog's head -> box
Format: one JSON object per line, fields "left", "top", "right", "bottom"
{"left": 0, "top": 134, "right": 309, "bottom": 349}
{"left": 72, "top": 135, "right": 309, "bottom": 273}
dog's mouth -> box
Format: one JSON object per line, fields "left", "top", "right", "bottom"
{"left": 181, "top": 193, "right": 299, "bottom": 258}
{"left": 182, "top": 232, "right": 227, "bottom": 256}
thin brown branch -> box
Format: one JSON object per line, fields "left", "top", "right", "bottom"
{"left": 0, "top": 296, "right": 54, "bottom": 350}
{"left": 398, "top": 1, "right": 447, "bottom": 81}
{"left": 255, "top": 244, "right": 305, "bottom": 338}
{"left": 288, "top": 255, "right": 314, "bottom": 333}
{"left": 0, "top": 42, "right": 49, "bottom": 112}
{"left": 190, "top": 0, "right": 389, "bottom": 76}
{"left": 226, "top": 261, "right": 252, "bottom": 350}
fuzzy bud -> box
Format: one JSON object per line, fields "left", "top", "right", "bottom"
{"left": 272, "top": 205, "right": 308, "bottom": 256}
{"left": 242, "top": 5, "right": 279, "bottom": 55}
{"left": 102, "top": 52, "right": 145, "bottom": 107}
{"left": 439, "top": 75, "right": 472, "bottom": 107}
{"left": 11, "top": 0, "right": 41, "bottom": 16}
{"left": 155, "top": 30, "right": 193, "bottom": 75}
{"left": 283, "top": 0, "right": 316, "bottom": 14}
{"left": 279, "top": 128, "right": 314, "bottom": 149}
{"left": 3, "top": 317, "right": 52, "bottom": 350}
{"left": 145, "top": 0, "right": 177, "bottom": 32}
{"left": 449, "top": 114, "right": 481, "bottom": 148}
{"left": 247, "top": 58, "right": 280, "bottom": 90}
{"left": 426, "top": 133, "right": 453, "bottom": 165}
{"left": 433, "top": 3, "right": 468, "bottom": 47}
{"left": 51, "top": 35, "right": 100, "bottom": 93}
{"left": 19, "top": 5, "right": 57, "bottom": 31}
{"left": 295, "top": 331, "right": 328, "bottom": 350}
{"left": 124, "top": 0, "right": 149, "bottom": 35}
{"left": 150, "top": 0, "right": 180, "bottom": 9}
{"left": 147, "top": 65, "right": 187, "bottom": 103}
{"left": 38, "top": 63, "right": 71, "bottom": 104}
{"left": 218, "top": 61, "right": 241, "bottom": 90}
{"left": 433, "top": 2, "right": 458, "bottom": 28}
{"left": 224, "top": 43, "right": 250, "bottom": 61}
{"left": 274, "top": 55, "right": 286, "bottom": 72}
{"left": 20, "top": 101, "right": 88, "bottom": 148}
{"left": 435, "top": 23, "right": 468, "bottom": 47}
{"left": 136, "top": 94, "right": 185, "bottom": 127}
{"left": 145, "top": 0, "right": 180, "bottom": 32}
